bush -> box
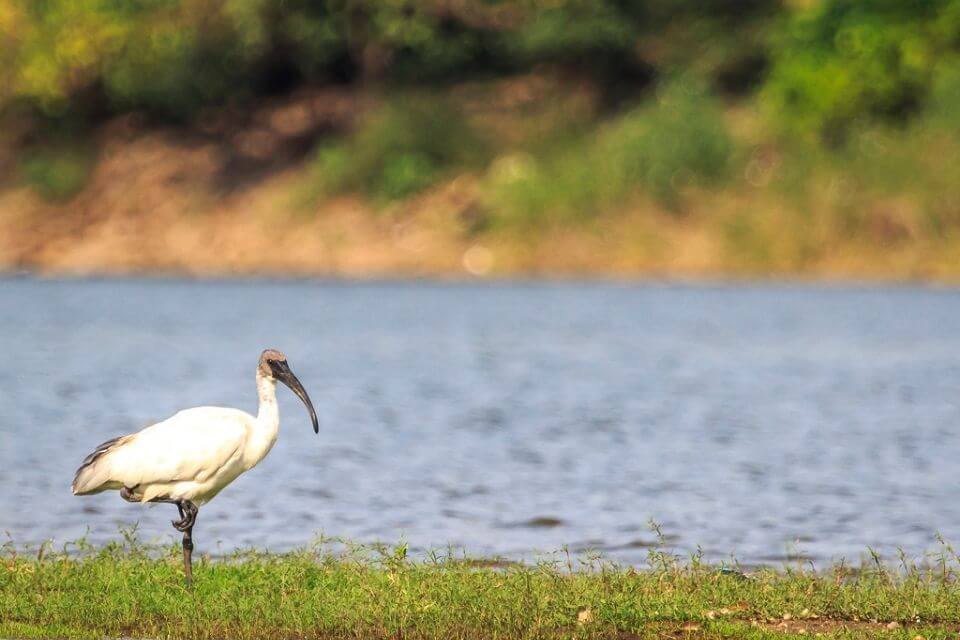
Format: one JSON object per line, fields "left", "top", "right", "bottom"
{"left": 761, "top": 0, "right": 960, "bottom": 141}
{"left": 2, "top": 0, "right": 349, "bottom": 118}
{"left": 306, "top": 95, "right": 488, "bottom": 202}
{"left": 6, "top": 0, "right": 960, "bottom": 144}
{"left": 17, "top": 144, "right": 94, "bottom": 201}
{"left": 606, "top": 80, "right": 733, "bottom": 205}
{"left": 510, "top": 0, "right": 635, "bottom": 63}
{"left": 484, "top": 79, "right": 734, "bottom": 225}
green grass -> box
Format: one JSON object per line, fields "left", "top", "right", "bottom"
{"left": 5, "top": 535, "right": 960, "bottom": 639}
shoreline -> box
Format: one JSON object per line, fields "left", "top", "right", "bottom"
{"left": 0, "top": 84, "right": 960, "bottom": 285}
{"left": 4, "top": 97, "right": 960, "bottom": 286}
{"left": 3, "top": 268, "right": 958, "bottom": 290}
{"left": 4, "top": 210, "right": 957, "bottom": 283}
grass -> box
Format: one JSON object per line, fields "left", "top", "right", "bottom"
{"left": 6, "top": 534, "right": 960, "bottom": 639}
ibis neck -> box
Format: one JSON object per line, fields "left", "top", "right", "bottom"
{"left": 255, "top": 373, "right": 280, "bottom": 432}
{"left": 245, "top": 372, "right": 281, "bottom": 470}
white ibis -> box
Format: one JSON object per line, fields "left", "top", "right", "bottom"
{"left": 71, "top": 349, "right": 318, "bottom": 586}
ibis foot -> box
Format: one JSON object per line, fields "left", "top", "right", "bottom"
{"left": 172, "top": 500, "right": 198, "bottom": 532}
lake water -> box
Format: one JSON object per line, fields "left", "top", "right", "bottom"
{"left": 1, "top": 278, "right": 959, "bottom": 567}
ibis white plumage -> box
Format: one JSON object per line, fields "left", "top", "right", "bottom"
{"left": 72, "top": 349, "right": 318, "bottom": 586}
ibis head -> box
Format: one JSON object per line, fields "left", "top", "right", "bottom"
{"left": 259, "top": 349, "right": 319, "bottom": 433}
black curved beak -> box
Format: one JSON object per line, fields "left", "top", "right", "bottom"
{"left": 273, "top": 362, "right": 319, "bottom": 433}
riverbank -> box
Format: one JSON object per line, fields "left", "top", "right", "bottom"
{"left": 5, "top": 163, "right": 959, "bottom": 283}
{"left": 5, "top": 78, "right": 960, "bottom": 283}
{"left": 3, "top": 541, "right": 960, "bottom": 639}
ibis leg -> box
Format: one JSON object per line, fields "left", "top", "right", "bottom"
{"left": 120, "top": 491, "right": 198, "bottom": 587}
{"left": 173, "top": 501, "right": 198, "bottom": 588}
{"left": 181, "top": 521, "right": 194, "bottom": 588}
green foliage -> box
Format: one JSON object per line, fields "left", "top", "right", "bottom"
{"left": 762, "top": 0, "right": 960, "bottom": 140}
{"left": 307, "top": 96, "right": 487, "bottom": 202}
{"left": 5, "top": 0, "right": 960, "bottom": 143}
{"left": 17, "top": 143, "right": 93, "bottom": 201}
{"left": 485, "top": 79, "right": 733, "bottom": 225}
{"left": 924, "top": 58, "right": 960, "bottom": 129}
{"left": 607, "top": 81, "right": 733, "bottom": 205}
{"left": 766, "top": 51, "right": 960, "bottom": 227}
{"left": 277, "top": 3, "right": 347, "bottom": 80}
{"left": 104, "top": 25, "right": 236, "bottom": 117}
{"left": 0, "top": 1, "right": 808, "bottom": 126}
{"left": 510, "top": 0, "right": 635, "bottom": 62}
{"left": 2, "top": 0, "right": 347, "bottom": 117}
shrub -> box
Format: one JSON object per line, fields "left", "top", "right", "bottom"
{"left": 761, "top": 0, "right": 960, "bottom": 141}
{"left": 306, "top": 95, "right": 488, "bottom": 202}
{"left": 605, "top": 80, "right": 733, "bottom": 206}
{"left": 3, "top": 0, "right": 349, "bottom": 118}
{"left": 17, "top": 144, "right": 94, "bottom": 201}
{"left": 510, "top": 0, "right": 635, "bottom": 63}
{"left": 484, "top": 79, "right": 734, "bottom": 225}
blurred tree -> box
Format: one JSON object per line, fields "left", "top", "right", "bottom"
{"left": 762, "top": 0, "right": 960, "bottom": 141}
{"left": 2, "top": 0, "right": 960, "bottom": 151}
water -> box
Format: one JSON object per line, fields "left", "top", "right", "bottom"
{"left": 1, "top": 277, "right": 959, "bottom": 566}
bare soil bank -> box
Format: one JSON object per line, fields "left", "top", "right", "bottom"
{"left": 3, "top": 89, "right": 958, "bottom": 282}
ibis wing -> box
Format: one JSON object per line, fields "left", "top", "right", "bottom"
{"left": 75, "top": 407, "right": 252, "bottom": 496}
{"left": 71, "top": 435, "right": 135, "bottom": 494}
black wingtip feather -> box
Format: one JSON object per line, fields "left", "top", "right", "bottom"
{"left": 72, "top": 436, "right": 124, "bottom": 492}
